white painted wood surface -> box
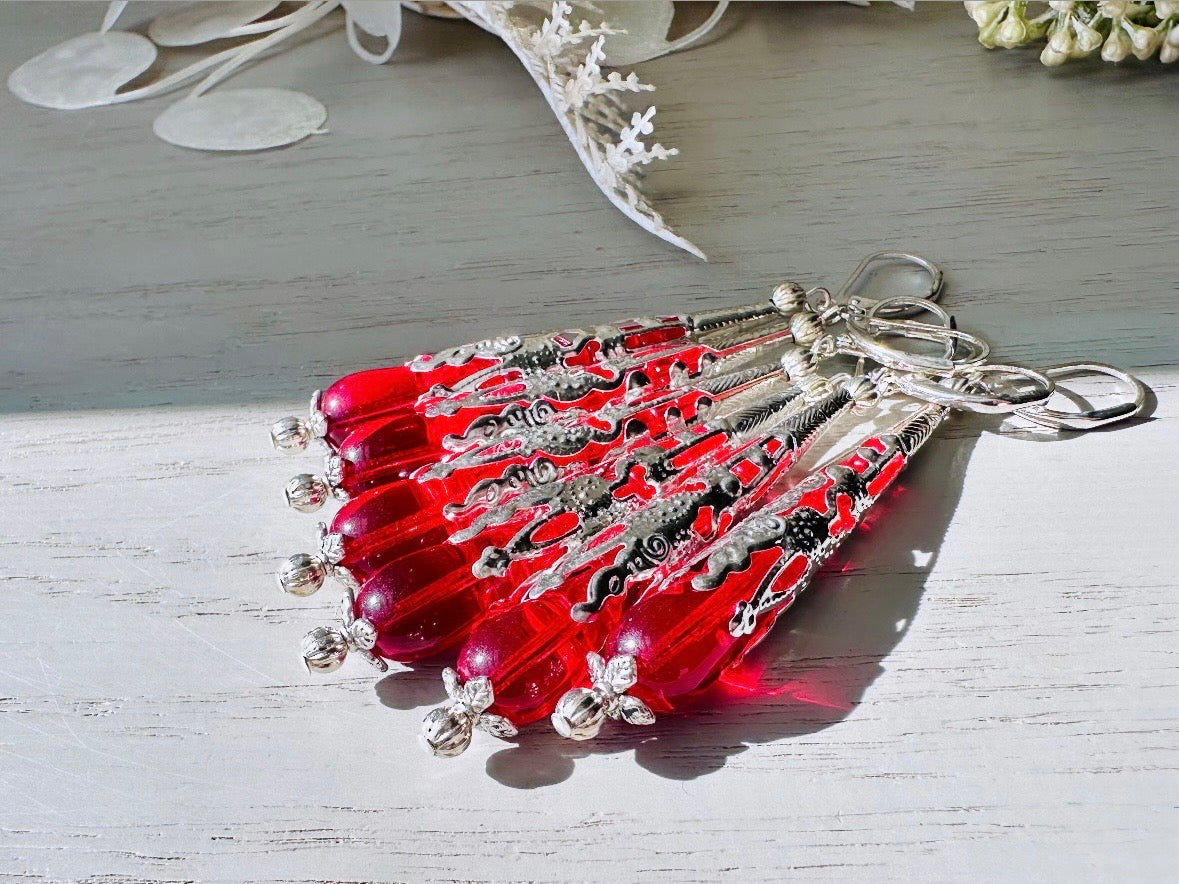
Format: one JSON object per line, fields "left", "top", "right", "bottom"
{"left": 1, "top": 4, "right": 1176, "bottom": 882}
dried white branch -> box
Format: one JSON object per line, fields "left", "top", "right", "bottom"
{"left": 450, "top": 0, "right": 704, "bottom": 259}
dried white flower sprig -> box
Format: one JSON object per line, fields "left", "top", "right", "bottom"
{"left": 965, "top": 1, "right": 1179, "bottom": 65}
{"left": 7, "top": 0, "right": 714, "bottom": 258}
{"left": 451, "top": 1, "right": 706, "bottom": 258}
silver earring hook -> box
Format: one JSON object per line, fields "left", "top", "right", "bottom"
{"left": 1015, "top": 363, "right": 1147, "bottom": 431}
{"left": 887, "top": 363, "right": 1056, "bottom": 414}
{"left": 835, "top": 251, "right": 945, "bottom": 319}
{"left": 840, "top": 310, "right": 991, "bottom": 376}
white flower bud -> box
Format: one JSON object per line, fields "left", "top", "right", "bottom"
{"left": 1126, "top": 21, "right": 1162, "bottom": 59}
{"left": 997, "top": 14, "right": 1030, "bottom": 48}
{"left": 1072, "top": 18, "right": 1104, "bottom": 52}
{"left": 1102, "top": 26, "right": 1131, "bottom": 62}
{"left": 967, "top": 1, "right": 1007, "bottom": 28}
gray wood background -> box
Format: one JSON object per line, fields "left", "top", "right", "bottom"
{"left": 0, "top": 3, "right": 1175, "bottom": 882}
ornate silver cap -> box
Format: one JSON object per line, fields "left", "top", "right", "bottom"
{"left": 284, "top": 473, "right": 330, "bottom": 513}
{"left": 300, "top": 590, "right": 386, "bottom": 675}
{"left": 419, "top": 669, "right": 517, "bottom": 757}
{"left": 270, "top": 416, "right": 312, "bottom": 453}
{"left": 276, "top": 552, "right": 328, "bottom": 596}
{"left": 551, "top": 653, "right": 655, "bottom": 741}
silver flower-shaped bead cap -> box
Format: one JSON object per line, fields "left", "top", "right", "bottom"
{"left": 551, "top": 653, "right": 655, "bottom": 741}
{"left": 420, "top": 668, "right": 518, "bottom": 758}
{"left": 300, "top": 588, "right": 387, "bottom": 674}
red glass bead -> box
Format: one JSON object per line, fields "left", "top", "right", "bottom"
{"left": 334, "top": 413, "right": 435, "bottom": 495}
{"left": 607, "top": 438, "right": 915, "bottom": 714}
{"left": 456, "top": 569, "right": 629, "bottom": 725}
{"left": 611, "top": 550, "right": 805, "bottom": 712}
{"left": 329, "top": 482, "right": 450, "bottom": 581}
{"left": 320, "top": 367, "right": 421, "bottom": 445}
{"left": 356, "top": 545, "right": 511, "bottom": 662}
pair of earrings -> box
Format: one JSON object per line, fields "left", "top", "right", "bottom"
{"left": 269, "top": 253, "right": 1144, "bottom": 757}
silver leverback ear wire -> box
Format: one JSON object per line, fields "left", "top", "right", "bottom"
{"left": 834, "top": 251, "right": 945, "bottom": 319}
{"left": 1015, "top": 363, "right": 1147, "bottom": 430}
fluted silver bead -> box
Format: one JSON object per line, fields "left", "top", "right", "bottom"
{"left": 772, "top": 281, "right": 808, "bottom": 314}
{"left": 778, "top": 345, "right": 814, "bottom": 379}
{"left": 301, "top": 626, "right": 349, "bottom": 674}
{"left": 420, "top": 707, "right": 473, "bottom": 757}
{"left": 270, "top": 416, "right": 312, "bottom": 453}
{"left": 276, "top": 552, "right": 327, "bottom": 596}
{"left": 284, "top": 473, "right": 330, "bottom": 513}
{"left": 789, "top": 310, "right": 825, "bottom": 347}
{"left": 550, "top": 687, "right": 606, "bottom": 741}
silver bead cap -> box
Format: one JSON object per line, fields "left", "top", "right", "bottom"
{"left": 270, "top": 416, "right": 312, "bottom": 453}
{"left": 276, "top": 552, "right": 327, "bottom": 596}
{"left": 284, "top": 473, "right": 330, "bottom": 513}
{"left": 552, "top": 653, "right": 655, "bottom": 740}
{"left": 420, "top": 668, "right": 518, "bottom": 758}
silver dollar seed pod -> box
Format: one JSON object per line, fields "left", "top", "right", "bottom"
{"left": 284, "top": 473, "right": 330, "bottom": 513}
{"left": 270, "top": 415, "right": 312, "bottom": 453}
{"left": 420, "top": 707, "right": 474, "bottom": 758}
{"left": 301, "top": 626, "right": 349, "bottom": 673}
{"left": 550, "top": 687, "right": 606, "bottom": 741}
{"left": 276, "top": 552, "right": 327, "bottom": 596}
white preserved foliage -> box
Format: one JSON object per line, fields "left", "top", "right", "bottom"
{"left": 7, "top": 0, "right": 707, "bottom": 258}
{"left": 451, "top": 1, "right": 704, "bottom": 258}
{"left": 965, "top": 0, "right": 1179, "bottom": 65}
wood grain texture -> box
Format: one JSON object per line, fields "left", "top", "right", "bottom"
{"left": 0, "top": 3, "right": 1175, "bottom": 882}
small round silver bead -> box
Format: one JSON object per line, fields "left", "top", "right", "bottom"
{"left": 779, "top": 345, "right": 814, "bottom": 379}
{"left": 789, "top": 310, "right": 825, "bottom": 347}
{"left": 772, "top": 281, "right": 808, "bottom": 314}
{"left": 284, "top": 473, "right": 330, "bottom": 513}
{"left": 301, "top": 626, "right": 349, "bottom": 674}
{"left": 270, "top": 416, "right": 312, "bottom": 453}
{"left": 420, "top": 707, "right": 473, "bottom": 757}
{"left": 551, "top": 687, "right": 606, "bottom": 741}
{"left": 276, "top": 552, "right": 327, "bottom": 597}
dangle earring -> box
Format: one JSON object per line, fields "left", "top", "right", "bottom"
{"left": 263, "top": 252, "right": 1145, "bottom": 760}
{"left": 550, "top": 357, "right": 1144, "bottom": 739}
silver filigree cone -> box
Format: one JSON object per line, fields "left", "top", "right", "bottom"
{"left": 551, "top": 652, "right": 655, "bottom": 740}
{"left": 420, "top": 668, "right": 518, "bottom": 757}
{"left": 300, "top": 589, "right": 387, "bottom": 674}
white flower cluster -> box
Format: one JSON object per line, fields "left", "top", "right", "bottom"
{"left": 451, "top": 1, "right": 703, "bottom": 258}
{"left": 965, "top": 1, "right": 1179, "bottom": 65}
